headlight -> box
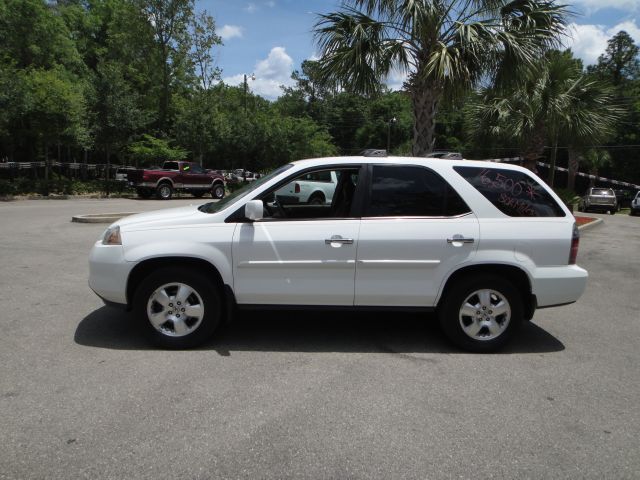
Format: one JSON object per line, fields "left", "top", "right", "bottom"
{"left": 102, "top": 225, "right": 122, "bottom": 245}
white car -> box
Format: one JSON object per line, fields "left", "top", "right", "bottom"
{"left": 274, "top": 170, "right": 338, "bottom": 205}
{"left": 630, "top": 191, "right": 640, "bottom": 216}
{"left": 89, "top": 154, "right": 588, "bottom": 352}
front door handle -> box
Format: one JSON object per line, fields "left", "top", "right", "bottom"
{"left": 325, "top": 235, "right": 354, "bottom": 245}
{"left": 447, "top": 236, "right": 474, "bottom": 244}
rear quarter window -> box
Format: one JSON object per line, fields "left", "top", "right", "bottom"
{"left": 454, "top": 166, "right": 565, "bottom": 217}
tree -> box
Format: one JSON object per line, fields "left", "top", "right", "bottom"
{"left": 314, "top": 0, "right": 568, "bottom": 156}
{"left": 189, "top": 10, "right": 222, "bottom": 90}
{"left": 587, "top": 31, "right": 640, "bottom": 186}
{"left": 466, "top": 50, "right": 620, "bottom": 183}
{"left": 93, "top": 60, "right": 152, "bottom": 166}
{"left": 581, "top": 149, "right": 612, "bottom": 187}
{"left": 174, "top": 89, "right": 221, "bottom": 166}
{"left": 128, "top": 134, "right": 187, "bottom": 166}
{"left": 588, "top": 31, "right": 639, "bottom": 87}
{"left": 138, "top": 0, "right": 194, "bottom": 132}
{"left": 23, "top": 67, "right": 89, "bottom": 182}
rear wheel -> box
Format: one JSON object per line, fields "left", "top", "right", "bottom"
{"left": 212, "top": 183, "right": 225, "bottom": 199}
{"left": 133, "top": 267, "right": 222, "bottom": 349}
{"left": 438, "top": 275, "right": 523, "bottom": 352}
{"left": 308, "top": 193, "right": 325, "bottom": 205}
{"left": 156, "top": 183, "right": 173, "bottom": 200}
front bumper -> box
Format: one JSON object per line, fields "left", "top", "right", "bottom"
{"left": 88, "top": 241, "right": 134, "bottom": 305}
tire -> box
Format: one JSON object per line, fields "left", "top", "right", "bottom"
{"left": 136, "top": 188, "right": 152, "bottom": 199}
{"left": 133, "top": 267, "right": 222, "bottom": 349}
{"left": 156, "top": 183, "right": 173, "bottom": 200}
{"left": 212, "top": 183, "right": 225, "bottom": 199}
{"left": 308, "top": 193, "right": 325, "bottom": 205}
{"left": 438, "top": 274, "right": 523, "bottom": 352}
{"left": 192, "top": 191, "right": 205, "bottom": 198}
{"left": 609, "top": 209, "right": 616, "bottom": 215}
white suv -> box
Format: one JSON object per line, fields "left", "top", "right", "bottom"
{"left": 89, "top": 155, "right": 588, "bottom": 352}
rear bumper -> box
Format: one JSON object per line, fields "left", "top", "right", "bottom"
{"left": 531, "top": 265, "right": 588, "bottom": 307}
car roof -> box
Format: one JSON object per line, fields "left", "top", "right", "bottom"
{"left": 290, "top": 156, "right": 528, "bottom": 173}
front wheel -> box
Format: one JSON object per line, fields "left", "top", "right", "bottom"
{"left": 438, "top": 275, "right": 523, "bottom": 352}
{"left": 133, "top": 267, "right": 222, "bottom": 349}
{"left": 212, "top": 183, "right": 225, "bottom": 199}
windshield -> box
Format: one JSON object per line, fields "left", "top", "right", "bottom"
{"left": 198, "top": 164, "right": 293, "bottom": 214}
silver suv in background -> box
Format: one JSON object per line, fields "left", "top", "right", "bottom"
{"left": 579, "top": 187, "right": 618, "bottom": 214}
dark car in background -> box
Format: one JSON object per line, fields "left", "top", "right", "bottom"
{"left": 614, "top": 189, "right": 635, "bottom": 210}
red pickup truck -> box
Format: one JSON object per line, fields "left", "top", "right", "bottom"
{"left": 127, "top": 161, "right": 226, "bottom": 200}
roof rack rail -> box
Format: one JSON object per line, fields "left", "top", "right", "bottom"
{"left": 359, "top": 149, "right": 387, "bottom": 157}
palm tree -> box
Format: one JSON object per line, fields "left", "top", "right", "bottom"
{"left": 466, "top": 50, "right": 620, "bottom": 179}
{"left": 314, "top": 0, "right": 568, "bottom": 156}
{"left": 581, "top": 149, "right": 612, "bottom": 187}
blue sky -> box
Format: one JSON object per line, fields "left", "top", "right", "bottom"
{"left": 197, "top": 0, "right": 640, "bottom": 99}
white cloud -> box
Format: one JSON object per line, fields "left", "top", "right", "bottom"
{"left": 223, "top": 47, "right": 295, "bottom": 100}
{"left": 244, "top": 3, "right": 258, "bottom": 13}
{"left": 566, "top": 20, "right": 640, "bottom": 66}
{"left": 571, "top": 0, "right": 639, "bottom": 14}
{"left": 385, "top": 69, "right": 409, "bottom": 91}
{"left": 219, "top": 25, "right": 243, "bottom": 41}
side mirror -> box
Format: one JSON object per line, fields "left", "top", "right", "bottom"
{"left": 244, "top": 200, "right": 263, "bottom": 222}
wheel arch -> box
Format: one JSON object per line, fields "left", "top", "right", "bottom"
{"left": 436, "top": 263, "right": 536, "bottom": 320}
{"left": 126, "top": 256, "right": 231, "bottom": 310}
{"left": 156, "top": 177, "right": 174, "bottom": 187}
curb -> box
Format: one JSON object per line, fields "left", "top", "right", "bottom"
{"left": 72, "top": 212, "right": 138, "bottom": 224}
{"left": 577, "top": 217, "right": 603, "bottom": 232}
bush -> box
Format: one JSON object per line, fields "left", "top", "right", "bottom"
{"left": 0, "top": 178, "right": 133, "bottom": 196}
{"left": 554, "top": 188, "right": 581, "bottom": 206}
{"left": 0, "top": 179, "right": 17, "bottom": 196}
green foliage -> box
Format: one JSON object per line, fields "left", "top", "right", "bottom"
{"left": 465, "top": 50, "right": 622, "bottom": 170}
{"left": 0, "top": 1, "right": 638, "bottom": 190}
{"left": 553, "top": 188, "right": 581, "bottom": 206}
{"left": 0, "top": 177, "right": 132, "bottom": 196}
{"left": 128, "top": 134, "right": 187, "bottom": 165}
{"left": 314, "top": 0, "right": 569, "bottom": 155}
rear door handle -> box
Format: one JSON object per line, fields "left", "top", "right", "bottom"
{"left": 325, "top": 235, "right": 354, "bottom": 245}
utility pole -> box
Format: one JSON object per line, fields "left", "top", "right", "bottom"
{"left": 387, "top": 117, "right": 397, "bottom": 152}
{"left": 243, "top": 73, "right": 255, "bottom": 114}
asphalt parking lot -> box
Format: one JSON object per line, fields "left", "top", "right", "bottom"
{"left": 1, "top": 198, "right": 639, "bottom": 479}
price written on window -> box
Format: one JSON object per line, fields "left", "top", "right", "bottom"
{"left": 477, "top": 169, "right": 539, "bottom": 216}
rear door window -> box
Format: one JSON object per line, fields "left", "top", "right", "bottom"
{"left": 365, "top": 165, "right": 470, "bottom": 217}
{"left": 454, "top": 166, "right": 565, "bottom": 217}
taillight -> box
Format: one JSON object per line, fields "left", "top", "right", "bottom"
{"left": 569, "top": 223, "right": 580, "bottom": 265}
{"left": 294, "top": 183, "right": 300, "bottom": 193}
